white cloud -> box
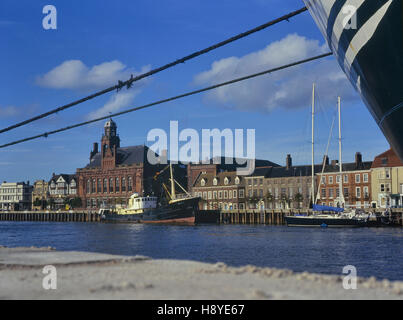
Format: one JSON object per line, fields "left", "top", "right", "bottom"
{"left": 0, "top": 105, "right": 20, "bottom": 118}
{"left": 194, "top": 33, "right": 358, "bottom": 112}
{"left": 86, "top": 91, "right": 139, "bottom": 120}
{"left": 36, "top": 60, "right": 151, "bottom": 91}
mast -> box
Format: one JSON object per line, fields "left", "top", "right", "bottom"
{"left": 338, "top": 97, "right": 345, "bottom": 207}
{"left": 169, "top": 163, "right": 176, "bottom": 200}
{"left": 311, "top": 83, "right": 315, "bottom": 206}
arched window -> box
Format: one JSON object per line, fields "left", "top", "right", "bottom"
{"left": 116, "top": 177, "right": 120, "bottom": 192}
{"left": 86, "top": 180, "right": 91, "bottom": 194}
{"left": 91, "top": 179, "right": 96, "bottom": 193}
{"left": 122, "top": 177, "right": 126, "bottom": 192}
{"left": 97, "top": 179, "right": 101, "bottom": 193}
{"left": 103, "top": 179, "right": 107, "bottom": 193}
{"left": 128, "top": 177, "right": 133, "bottom": 191}
{"left": 109, "top": 178, "right": 114, "bottom": 193}
{"left": 224, "top": 177, "right": 229, "bottom": 185}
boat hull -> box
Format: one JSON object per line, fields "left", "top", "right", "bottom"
{"left": 101, "top": 197, "right": 200, "bottom": 225}
{"left": 285, "top": 216, "right": 367, "bottom": 228}
{"left": 304, "top": 0, "right": 403, "bottom": 160}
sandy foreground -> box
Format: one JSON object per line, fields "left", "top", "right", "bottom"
{"left": 0, "top": 246, "right": 402, "bottom": 300}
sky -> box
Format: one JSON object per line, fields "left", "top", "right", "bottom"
{"left": 0, "top": 0, "right": 390, "bottom": 183}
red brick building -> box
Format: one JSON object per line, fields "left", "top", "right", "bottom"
{"left": 316, "top": 152, "right": 372, "bottom": 209}
{"left": 76, "top": 119, "right": 163, "bottom": 209}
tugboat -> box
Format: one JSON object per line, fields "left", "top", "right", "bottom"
{"left": 100, "top": 163, "right": 200, "bottom": 224}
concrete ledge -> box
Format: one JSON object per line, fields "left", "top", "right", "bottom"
{"left": 0, "top": 246, "right": 402, "bottom": 300}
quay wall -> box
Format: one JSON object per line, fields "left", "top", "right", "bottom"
{"left": 0, "top": 209, "right": 401, "bottom": 226}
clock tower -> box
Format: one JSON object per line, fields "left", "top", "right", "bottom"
{"left": 101, "top": 119, "right": 120, "bottom": 170}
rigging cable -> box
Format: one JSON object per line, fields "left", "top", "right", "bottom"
{"left": 0, "top": 52, "right": 332, "bottom": 149}
{"left": 0, "top": 7, "right": 308, "bottom": 135}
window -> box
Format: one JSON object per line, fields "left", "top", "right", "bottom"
{"left": 344, "top": 188, "right": 349, "bottom": 197}
{"left": 329, "top": 176, "right": 333, "bottom": 184}
{"left": 329, "top": 188, "right": 334, "bottom": 198}
{"left": 224, "top": 177, "right": 229, "bottom": 185}
{"left": 344, "top": 175, "right": 348, "bottom": 183}
{"left": 203, "top": 192, "right": 207, "bottom": 199}
{"left": 356, "top": 187, "right": 361, "bottom": 198}
{"left": 201, "top": 179, "right": 206, "bottom": 187}
{"left": 97, "top": 179, "right": 101, "bottom": 193}
{"left": 235, "top": 177, "right": 240, "bottom": 185}
{"left": 213, "top": 191, "right": 217, "bottom": 199}
{"left": 355, "top": 174, "right": 360, "bottom": 183}
{"left": 229, "top": 190, "right": 233, "bottom": 199}
{"left": 109, "top": 178, "right": 114, "bottom": 193}
{"left": 122, "top": 177, "right": 126, "bottom": 192}
{"left": 103, "top": 179, "right": 107, "bottom": 193}
{"left": 259, "top": 178, "right": 263, "bottom": 185}
{"left": 364, "top": 186, "right": 369, "bottom": 198}
{"left": 213, "top": 178, "right": 218, "bottom": 186}
{"left": 86, "top": 180, "right": 91, "bottom": 194}
{"left": 321, "top": 176, "right": 326, "bottom": 184}
{"left": 92, "top": 179, "right": 96, "bottom": 193}
{"left": 233, "top": 190, "right": 237, "bottom": 198}
{"left": 208, "top": 191, "right": 212, "bottom": 200}
{"left": 248, "top": 189, "right": 252, "bottom": 197}
{"left": 218, "top": 191, "right": 222, "bottom": 199}
{"left": 385, "top": 169, "right": 390, "bottom": 179}
{"left": 248, "top": 179, "right": 252, "bottom": 186}
{"left": 253, "top": 179, "right": 257, "bottom": 186}
{"left": 128, "top": 177, "right": 133, "bottom": 191}
{"left": 259, "top": 189, "right": 263, "bottom": 198}
{"left": 363, "top": 173, "right": 368, "bottom": 183}
{"left": 224, "top": 191, "right": 228, "bottom": 199}
{"left": 239, "top": 189, "right": 244, "bottom": 198}
{"left": 336, "top": 175, "right": 341, "bottom": 183}
{"left": 116, "top": 178, "right": 120, "bottom": 192}
{"left": 321, "top": 189, "right": 326, "bottom": 198}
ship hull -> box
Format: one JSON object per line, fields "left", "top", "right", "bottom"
{"left": 100, "top": 197, "right": 200, "bottom": 225}
{"left": 285, "top": 216, "right": 367, "bottom": 228}
{"left": 304, "top": 0, "right": 403, "bottom": 160}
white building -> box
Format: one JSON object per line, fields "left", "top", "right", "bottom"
{"left": 0, "top": 182, "right": 33, "bottom": 210}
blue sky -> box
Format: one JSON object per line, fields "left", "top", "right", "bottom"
{"left": 0, "top": 0, "right": 389, "bottom": 183}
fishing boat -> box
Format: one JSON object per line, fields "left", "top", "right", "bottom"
{"left": 100, "top": 163, "right": 200, "bottom": 224}
{"left": 303, "top": 0, "right": 403, "bottom": 161}
{"left": 285, "top": 86, "right": 368, "bottom": 227}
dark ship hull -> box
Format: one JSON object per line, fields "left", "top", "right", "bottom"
{"left": 101, "top": 197, "right": 200, "bottom": 225}
{"left": 304, "top": 0, "right": 403, "bottom": 160}
{"left": 285, "top": 215, "right": 367, "bottom": 228}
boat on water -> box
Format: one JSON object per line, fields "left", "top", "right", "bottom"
{"left": 285, "top": 87, "right": 368, "bottom": 227}
{"left": 303, "top": 0, "right": 403, "bottom": 161}
{"left": 100, "top": 164, "right": 200, "bottom": 224}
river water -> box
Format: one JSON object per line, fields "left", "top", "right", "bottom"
{"left": 0, "top": 222, "right": 402, "bottom": 281}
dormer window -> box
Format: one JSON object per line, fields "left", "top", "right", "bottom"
{"left": 224, "top": 177, "right": 229, "bottom": 185}
{"left": 235, "top": 177, "right": 240, "bottom": 185}
{"left": 213, "top": 178, "right": 218, "bottom": 186}
{"left": 201, "top": 178, "right": 206, "bottom": 187}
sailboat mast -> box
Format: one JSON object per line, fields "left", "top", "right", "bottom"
{"left": 338, "top": 97, "right": 344, "bottom": 206}
{"left": 169, "top": 163, "right": 176, "bottom": 200}
{"left": 311, "top": 83, "right": 315, "bottom": 205}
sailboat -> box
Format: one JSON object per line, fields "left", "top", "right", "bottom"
{"left": 285, "top": 85, "right": 368, "bottom": 227}
{"left": 100, "top": 163, "right": 201, "bottom": 224}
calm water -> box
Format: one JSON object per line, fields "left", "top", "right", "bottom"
{"left": 0, "top": 222, "right": 402, "bottom": 281}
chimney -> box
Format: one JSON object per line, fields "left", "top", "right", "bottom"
{"left": 286, "top": 154, "right": 292, "bottom": 169}
{"left": 323, "top": 155, "right": 330, "bottom": 166}
{"left": 355, "top": 152, "right": 362, "bottom": 166}
{"left": 90, "top": 142, "right": 99, "bottom": 160}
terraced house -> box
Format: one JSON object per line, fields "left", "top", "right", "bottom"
{"left": 192, "top": 171, "right": 246, "bottom": 210}
{"left": 316, "top": 152, "right": 372, "bottom": 209}
{"left": 48, "top": 174, "right": 78, "bottom": 209}
{"left": 371, "top": 149, "right": 403, "bottom": 208}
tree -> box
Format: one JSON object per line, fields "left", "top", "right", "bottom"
{"left": 70, "top": 197, "right": 82, "bottom": 209}
{"left": 265, "top": 191, "right": 274, "bottom": 209}
{"left": 294, "top": 193, "right": 303, "bottom": 209}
